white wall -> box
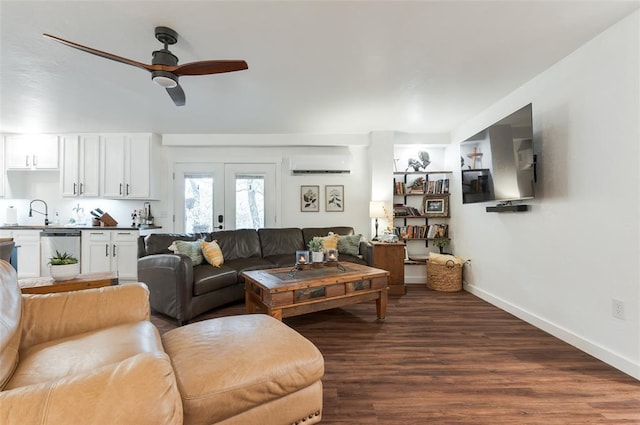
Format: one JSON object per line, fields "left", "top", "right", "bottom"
{"left": 160, "top": 139, "right": 372, "bottom": 237}
{"left": 450, "top": 11, "right": 639, "bottom": 379}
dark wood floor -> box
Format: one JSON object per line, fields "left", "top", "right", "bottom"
{"left": 152, "top": 286, "right": 640, "bottom": 424}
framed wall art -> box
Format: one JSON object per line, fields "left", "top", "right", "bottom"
{"left": 300, "top": 185, "right": 320, "bottom": 212}
{"left": 422, "top": 195, "right": 450, "bottom": 218}
{"left": 325, "top": 185, "right": 344, "bottom": 212}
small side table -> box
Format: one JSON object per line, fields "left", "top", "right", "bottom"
{"left": 371, "top": 242, "right": 406, "bottom": 295}
{"left": 19, "top": 272, "right": 118, "bottom": 294}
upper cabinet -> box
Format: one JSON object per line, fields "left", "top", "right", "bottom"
{"left": 101, "top": 133, "right": 161, "bottom": 199}
{"left": 61, "top": 135, "right": 100, "bottom": 197}
{"left": 5, "top": 134, "right": 59, "bottom": 170}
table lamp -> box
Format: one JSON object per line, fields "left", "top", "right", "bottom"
{"left": 369, "top": 201, "right": 386, "bottom": 241}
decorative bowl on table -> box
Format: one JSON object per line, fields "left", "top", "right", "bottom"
{"left": 50, "top": 263, "right": 80, "bottom": 281}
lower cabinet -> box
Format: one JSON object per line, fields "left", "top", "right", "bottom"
{"left": 0, "top": 229, "right": 41, "bottom": 279}
{"left": 81, "top": 230, "right": 139, "bottom": 281}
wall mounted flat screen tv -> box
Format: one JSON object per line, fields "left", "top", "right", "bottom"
{"left": 460, "top": 103, "right": 536, "bottom": 205}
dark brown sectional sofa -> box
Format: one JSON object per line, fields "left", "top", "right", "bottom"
{"left": 137, "top": 226, "right": 369, "bottom": 325}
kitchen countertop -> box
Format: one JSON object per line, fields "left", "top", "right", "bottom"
{"left": 0, "top": 225, "right": 162, "bottom": 231}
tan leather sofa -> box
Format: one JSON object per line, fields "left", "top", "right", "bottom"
{"left": 0, "top": 260, "right": 324, "bottom": 425}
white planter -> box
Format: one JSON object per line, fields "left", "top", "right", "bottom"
{"left": 311, "top": 251, "right": 324, "bottom": 264}
{"left": 50, "top": 263, "right": 80, "bottom": 281}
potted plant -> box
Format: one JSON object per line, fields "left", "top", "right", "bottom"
{"left": 433, "top": 236, "right": 451, "bottom": 255}
{"left": 49, "top": 250, "right": 80, "bottom": 281}
{"left": 307, "top": 237, "right": 325, "bottom": 263}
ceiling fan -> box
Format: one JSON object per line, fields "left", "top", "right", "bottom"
{"left": 43, "top": 26, "right": 248, "bottom": 107}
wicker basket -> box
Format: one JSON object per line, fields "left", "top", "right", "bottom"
{"left": 427, "top": 259, "right": 462, "bottom": 292}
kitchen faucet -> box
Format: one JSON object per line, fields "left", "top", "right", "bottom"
{"left": 28, "top": 199, "right": 49, "bottom": 226}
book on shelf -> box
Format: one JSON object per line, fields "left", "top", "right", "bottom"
{"left": 424, "top": 178, "right": 450, "bottom": 195}
{"left": 428, "top": 224, "right": 449, "bottom": 239}
{"left": 393, "top": 205, "right": 422, "bottom": 217}
{"left": 395, "top": 177, "right": 449, "bottom": 195}
{"left": 395, "top": 223, "right": 448, "bottom": 240}
{"left": 394, "top": 181, "right": 406, "bottom": 195}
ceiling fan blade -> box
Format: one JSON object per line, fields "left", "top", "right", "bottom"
{"left": 166, "top": 83, "right": 186, "bottom": 107}
{"left": 173, "top": 60, "right": 248, "bottom": 76}
{"left": 43, "top": 33, "right": 154, "bottom": 73}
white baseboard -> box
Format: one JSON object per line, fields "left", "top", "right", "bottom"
{"left": 465, "top": 283, "right": 640, "bottom": 381}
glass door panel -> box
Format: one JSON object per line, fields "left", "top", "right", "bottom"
{"left": 235, "top": 174, "right": 265, "bottom": 229}
{"left": 184, "top": 175, "right": 213, "bottom": 233}
{"left": 225, "top": 163, "right": 277, "bottom": 230}
{"left": 174, "top": 163, "right": 224, "bottom": 233}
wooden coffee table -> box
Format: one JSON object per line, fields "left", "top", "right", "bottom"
{"left": 242, "top": 262, "right": 389, "bottom": 320}
{"left": 19, "top": 272, "right": 118, "bottom": 294}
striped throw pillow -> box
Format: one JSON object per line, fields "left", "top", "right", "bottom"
{"left": 201, "top": 240, "right": 224, "bottom": 267}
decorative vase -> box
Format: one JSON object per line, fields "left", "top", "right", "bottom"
{"left": 50, "top": 263, "right": 80, "bottom": 281}
{"left": 311, "top": 251, "right": 324, "bottom": 264}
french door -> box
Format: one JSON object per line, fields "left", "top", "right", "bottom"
{"left": 174, "top": 162, "right": 277, "bottom": 233}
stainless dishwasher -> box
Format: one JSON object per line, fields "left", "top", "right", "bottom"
{"left": 40, "top": 228, "right": 82, "bottom": 277}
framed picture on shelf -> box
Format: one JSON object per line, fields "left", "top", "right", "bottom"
{"left": 422, "top": 195, "right": 449, "bottom": 218}
{"left": 300, "top": 185, "right": 319, "bottom": 212}
{"left": 325, "top": 185, "right": 344, "bottom": 212}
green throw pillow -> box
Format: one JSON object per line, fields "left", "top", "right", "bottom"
{"left": 338, "top": 234, "right": 362, "bottom": 256}
{"left": 169, "top": 240, "right": 204, "bottom": 265}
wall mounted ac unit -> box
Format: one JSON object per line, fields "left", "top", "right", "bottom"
{"left": 289, "top": 155, "right": 351, "bottom": 175}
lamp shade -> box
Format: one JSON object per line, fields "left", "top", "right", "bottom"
{"left": 369, "top": 201, "right": 386, "bottom": 218}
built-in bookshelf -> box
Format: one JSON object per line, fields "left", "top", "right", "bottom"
{"left": 393, "top": 171, "right": 452, "bottom": 264}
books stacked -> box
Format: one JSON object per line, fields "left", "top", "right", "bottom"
{"left": 394, "top": 224, "right": 448, "bottom": 240}
{"left": 394, "top": 178, "right": 450, "bottom": 195}
{"left": 393, "top": 205, "right": 421, "bottom": 217}
{"left": 425, "top": 178, "right": 450, "bottom": 195}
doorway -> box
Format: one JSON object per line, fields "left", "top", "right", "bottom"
{"left": 174, "top": 162, "right": 277, "bottom": 233}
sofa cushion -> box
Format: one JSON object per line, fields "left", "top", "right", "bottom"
{"left": 302, "top": 227, "right": 354, "bottom": 247}
{"left": 258, "top": 228, "right": 305, "bottom": 257}
{"left": 212, "top": 229, "right": 262, "bottom": 261}
{"left": 192, "top": 265, "right": 238, "bottom": 296}
{"left": 334, "top": 253, "right": 366, "bottom": 265}
{"left": 5, "top": 321, "right": 163, "bottom": 390}
{"left": 162, "top": 315, "right": 324, "bottom": 425}
{"left": 144, "top": 233, "right": 199, "bottom": 256}
{"left": 263, "top": 253, "right": 295, "bottom": 268}
{"left": 169, "top": 240, "right": 204, "bottom": 266}
{"left": 200, "top": 240, "right": 224, "bottom": 267}
{"left": 0, "top": 261, "right": 20, "bottom": 390}
{"left": 225, "top": 257, "right": 276, "bottom": 279}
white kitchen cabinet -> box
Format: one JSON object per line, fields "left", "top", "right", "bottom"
{"left": 81, "top": 229, "right": 139, "bottom": 281}
{"left": 61, "top": 135, "right": 101, "bottom": 197}
{"left": 0, "top": 229, "right": 41, "bottom": 278}
{"left": 5, "top": 134, "right": 59, "bottom": 170}
{"left": 101, "top": 133, "right": 161, "bottom": 199}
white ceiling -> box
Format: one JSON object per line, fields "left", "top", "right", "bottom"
{"left": 1, "top": 1, "right": 638, "bottom": 136}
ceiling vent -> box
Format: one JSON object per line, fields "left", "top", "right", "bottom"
{"left": 289, "top": 155, "right": 351, "bottom": 175}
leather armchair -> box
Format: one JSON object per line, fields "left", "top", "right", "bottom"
{"left": 0, "top": 260, "right": 324, "bottom": 425}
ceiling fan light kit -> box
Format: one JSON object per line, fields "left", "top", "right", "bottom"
{"left": 43, "top": 26, "right": 248, "bottom": 107}
{"left": 152, "top": 72, "right": 178, "bottom": 88}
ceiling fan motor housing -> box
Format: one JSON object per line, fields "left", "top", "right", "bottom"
{"left": 151, "top": 48, "right": 179, "bottom": 87}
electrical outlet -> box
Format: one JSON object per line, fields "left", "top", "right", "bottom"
{"left": 612, "top": 299, "right": 625, "bottom": 320}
